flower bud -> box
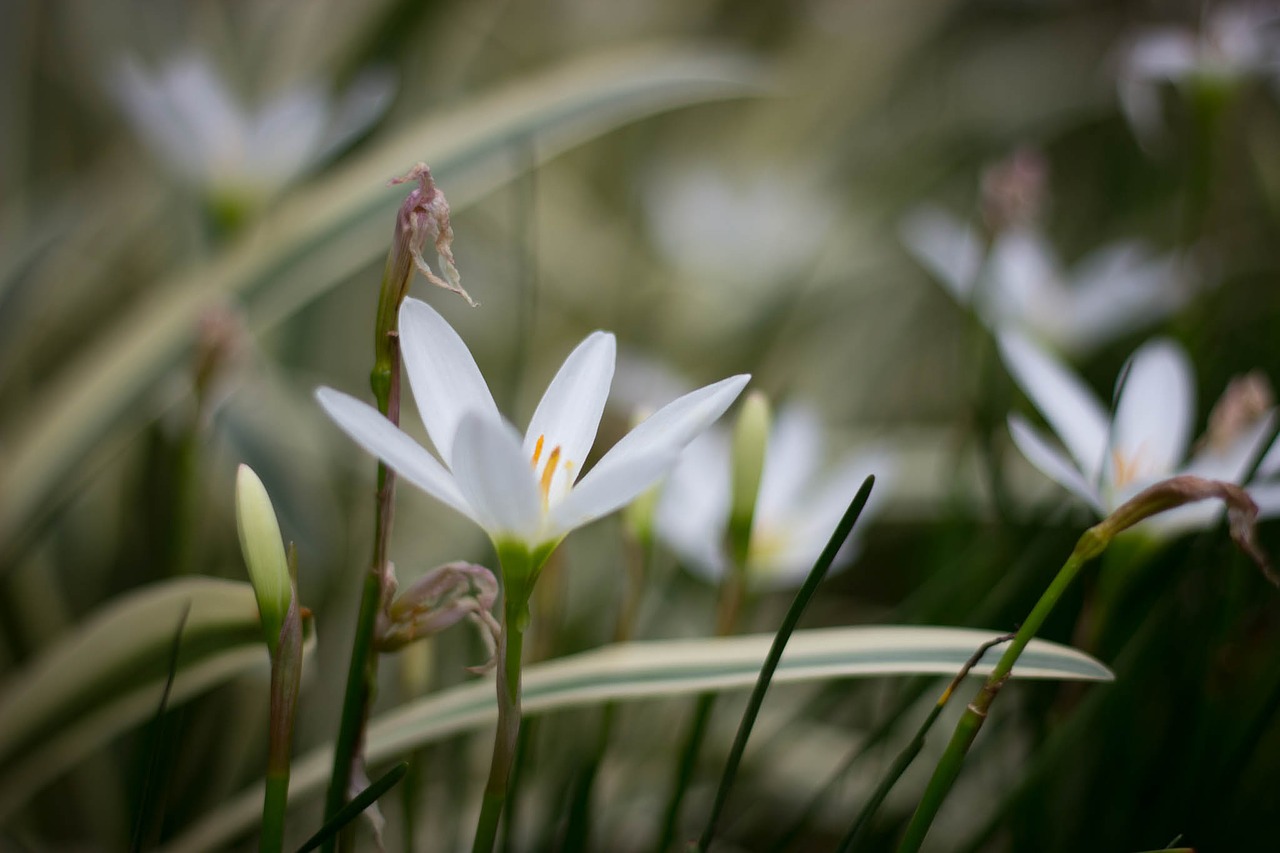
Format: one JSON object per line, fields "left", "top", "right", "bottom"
{"left": 376, "top": 562, "right": 501, "bottom": 671}
{"left": 235, "top": 464, "right": 293, "bottom": 649}
{"left": 728, "top": 390, "right": 771, "bottom": 568}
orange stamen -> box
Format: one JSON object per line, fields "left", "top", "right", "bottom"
{"left": 531, "top": 434, "right": 545, "bottom": 468}
{"left": 540, "top": 446, "right": 562, "bottom": 505}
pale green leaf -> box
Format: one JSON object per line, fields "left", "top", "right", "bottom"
{"left": 161, "top": 625, "right": 1111, "bottom": 853}
{"left": 0, "top": 577, "right": 314, "bottom": 820}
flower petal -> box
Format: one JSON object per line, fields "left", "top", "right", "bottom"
{"left": 755, "top": 405, "right": 822, "bottom": 522}
{"left": 898, "top": 206, "right": 984, "bottom": 301}
{"left": 314, "top": 388, "right": 476, "bottom": 522}
{"left": 1008, "top": 415, "right": 1106, "bottom": 514}
{"left": 596, "top": 374, "right": 751, "bottom": 467}
{"left": 523, "top": 331, "right": 616, "bottom": 490}
{"left": 545, "top": 374, "right": 748, "bottom": 540}
{"left": 998, "top": 331, "right": 1110, "bottom": 482}
{"left": 448, "top": 412, "right": 543, "bottom": 542}
{"left": 1111, "top": 338, "right": 1194, "bottom": 482}
{"left": 653, "top": 432, "right": 732, "bottom": 581}
{"left": 549, "top": 447, "right": 680, "bottom": 539}
{"left": 1059, "top": 246, "right": 1186, "bottom": 354}
{"left": 398, "top": 297, "right": 501, "bottom": 466}
{"left": 1184, "top": 410, "right": 1278, "bottom": 482}
{"left": 1247, "top": 482, "right": 1280, "bottom": 519}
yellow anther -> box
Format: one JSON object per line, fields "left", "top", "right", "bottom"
{"left": 539, "top": 446, "right": 562, "bottom": 505}
{"left": 1111, "top": 447, "right": 1145, "bottom": 488}
{"left": 531, "top": 434, "right": 545, "bottom": 468}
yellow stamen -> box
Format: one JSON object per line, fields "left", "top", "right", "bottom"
{"left": 1111, "top": 448, "right": 1144, "bottom": 488}
{"left": 539, "top": 446, "right": 562, "bottom": 505}
{"left": 531, "top": 434, "right": 545, "bottom": 468}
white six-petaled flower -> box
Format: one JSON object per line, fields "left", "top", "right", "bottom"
{"left": 111, "top": 53, "right": 393, "bottom": 198}
{"left": 655, "top": 405, "right": 890, "bottom": 589}
{"left": 999, "top": 330, "right": 1280, "bottom": 536}
{"left": 317, "top": 298, "right": 749, "bottom": 558}
{"left": 900, "top": 207, "right": 1194, "bottom": 355}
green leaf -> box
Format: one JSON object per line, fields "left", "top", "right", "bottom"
{"left": 0, "top": 45, "right": 767, "bottom": 557}
{"left": 161, "top": 625, "right": 1111, "bottom": 853}
{"left": 0, "top": 577, "right": 314, "bottom": 820}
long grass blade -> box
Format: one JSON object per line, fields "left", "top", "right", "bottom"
{"left": 294, "top": 762, "right": 409, "bottom": 853}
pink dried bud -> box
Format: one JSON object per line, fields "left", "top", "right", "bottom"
{"left": 376, "top": 562, "right": 501, "bottom": 668}
{"left": 980, "top": 147, "right": 1049, "bottom": 232}
{"left": 1091, "top": 475, "right": 1276, "bottom": 586}
{"left": 1202, "top": 371, "right": 1274, "bottom": 452}
{"left": 389, "top": 163, "right": 473, "bottom": 306}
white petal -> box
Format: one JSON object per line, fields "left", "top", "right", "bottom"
{"left": 1058, "top": 246, "right": 1187, "bottom": 353}
{"left": 1255, "top": 429, "right": 1280, "bottom": 479}
{"left": 549, "top": 374, "right": 748, "bottom": 537}
{"left": 398, "top": 298, "right": 501, "bottom": 466}
{"left": 161, "top": 56, "right": 247, "bottom": 181}
{"left": 1125, "top": 30, "right": 1199, "bottom": 80}
{"left": 1008, "top": 416, "right": 1106, "bottom": 514}
{"left": 1184, "top": 411, "right": 1278, "bottom": 482}
{"left": 898, "top": 206, "right": 983, "bottom": 300}
{"left": 998, "top": 331, "right": 1110, "bottom": 483}
{"left": 448, "top": 412, "right": 542, "bottom": 542}
{"left": 314, "top": 68, "right": 396, "bottom": 163}
{"left": 243, "top": 86, "right": 329, "bottom": 186}
{"left": 988, "top": 228, "right": 1067, "bottom": 331}
{"left": 523, "top": 331, "right": 616, "bottom": 489}
{"left": 1247, "top": 482, "right": 1280, "bottom": 518}
{"left": 598, "top": 375, "right": 750, "bottom": 467}
{"left": 764, "top": 449, "right": 891, "bottom": 586}
{"left": 755, "top": 405, "right": 822, "bottom": 522}
{"left": 314, "top": 388, "right": 476, "bottom": 522}
{"left": 1111, "top": 339, "right": 1194, "bottom": 482}
{"left": 549, "top": 447, "right": 680, "bottom": 539}
{"left": 653, "top": 432, "right": 732, "bottom": 581}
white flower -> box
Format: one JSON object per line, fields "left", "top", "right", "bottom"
{"left": 645, "top": 161, "right": 836, "bottom": 292}
{"left": 111, "top": 53, "right": 393, "bottom": 198}
{"left": 999, "top": 330, "right": 1280, "bottom": 536}
{"left": 1118, "top": 3, "right": 1280, "bottom": 145}
{"left": 316, "top": 298, "right": 749, "bottom": 557}
{"left": 900, "top": 207, "right": 1194, "bottom": 355}
{"left": 655, "top": 405, "right": 890, "bottom": 589}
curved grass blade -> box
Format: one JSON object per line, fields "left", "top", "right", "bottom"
{"left": 131, "top": 604, "right": 191, "bottom": 853}
{"left": 0, "top": 45, "right": 767, "bottom": 562}
{"left": 695, "top": 476, "right": 874, "bottom": 852}
{"left": 0, "top": 577, "right": 315, "bottom": 821}
{"left": 294, "top": 762, "right": 408, "bottom": 853}
{"left": 161, "top": 625, "right": 1112, "bottom": 853}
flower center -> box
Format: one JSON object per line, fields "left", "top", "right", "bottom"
{"left": 1110, "top": 446, "right": 1147, "bottom": 488}
{"left": 530, "top": 434, "right": 574, "bottom": 508}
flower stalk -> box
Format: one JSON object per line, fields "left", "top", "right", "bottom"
{"left": 323, "top": 165, "right": 467, "bottom": 850}
{"left": 896, "top": 476, "right": 1273, "bottom": 853}
{"left": 472, "top": 545, "right": 545, "bottom": 853}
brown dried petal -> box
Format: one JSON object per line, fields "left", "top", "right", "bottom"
{"left": 1096, "top": 475, "right": 1277, "bottom": 586}
{"left": 389, "top": 163, "right": 475, "bottom": 306}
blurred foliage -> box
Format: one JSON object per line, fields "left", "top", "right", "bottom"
{"left": 2, "top": 0, "right": 1280, "bottom": 851}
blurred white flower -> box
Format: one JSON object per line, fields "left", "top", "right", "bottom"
{"left": 999, "top": 330, "right": 1280, "bottom": 537}
{"left": 900, "top": 207, "right": 1194, "bottom": 355}
{"left": 645, "top": 161, "right": 837, "bottom": 294}
{"left": 655, "top": 404, "right": 890, "bottom": 589}
{"left": 111, "top": 53, "right": 393, "bottom": 199}
{"left": 1118, "top": 3, "right": 1280, "bottom": 145}
{"left": 317, "top": 298, "right": 748, "bottom": 556}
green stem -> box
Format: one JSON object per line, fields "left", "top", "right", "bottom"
{"left": 322, "top": 340, "right": 401, "bottom": 851}
{"left": 896, "top": 530, "right": 1104, "bottom": 853}
{"left": 262, "top": 592, "right": 303, "bottom": 853}
{"left": 472, "top": 574, "right": 531, "bottom": 853}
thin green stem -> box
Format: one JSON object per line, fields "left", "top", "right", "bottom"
{"left": 322, "top": 339, "right": 401, "bottom": 852}
{"left": 262, "top": 593, "right": 304, "bottom": 853}
{"left": 472, "top": 571, "right": 532, "bottom": 853}
{"left": 838, "top": 633, "right": 1012, "bottom": 853}
{"left": 896, "top": 530, "right": 1103, "bottom": 853}
{"left": 696, "top": 476, "right": 875, "bottom": 852}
